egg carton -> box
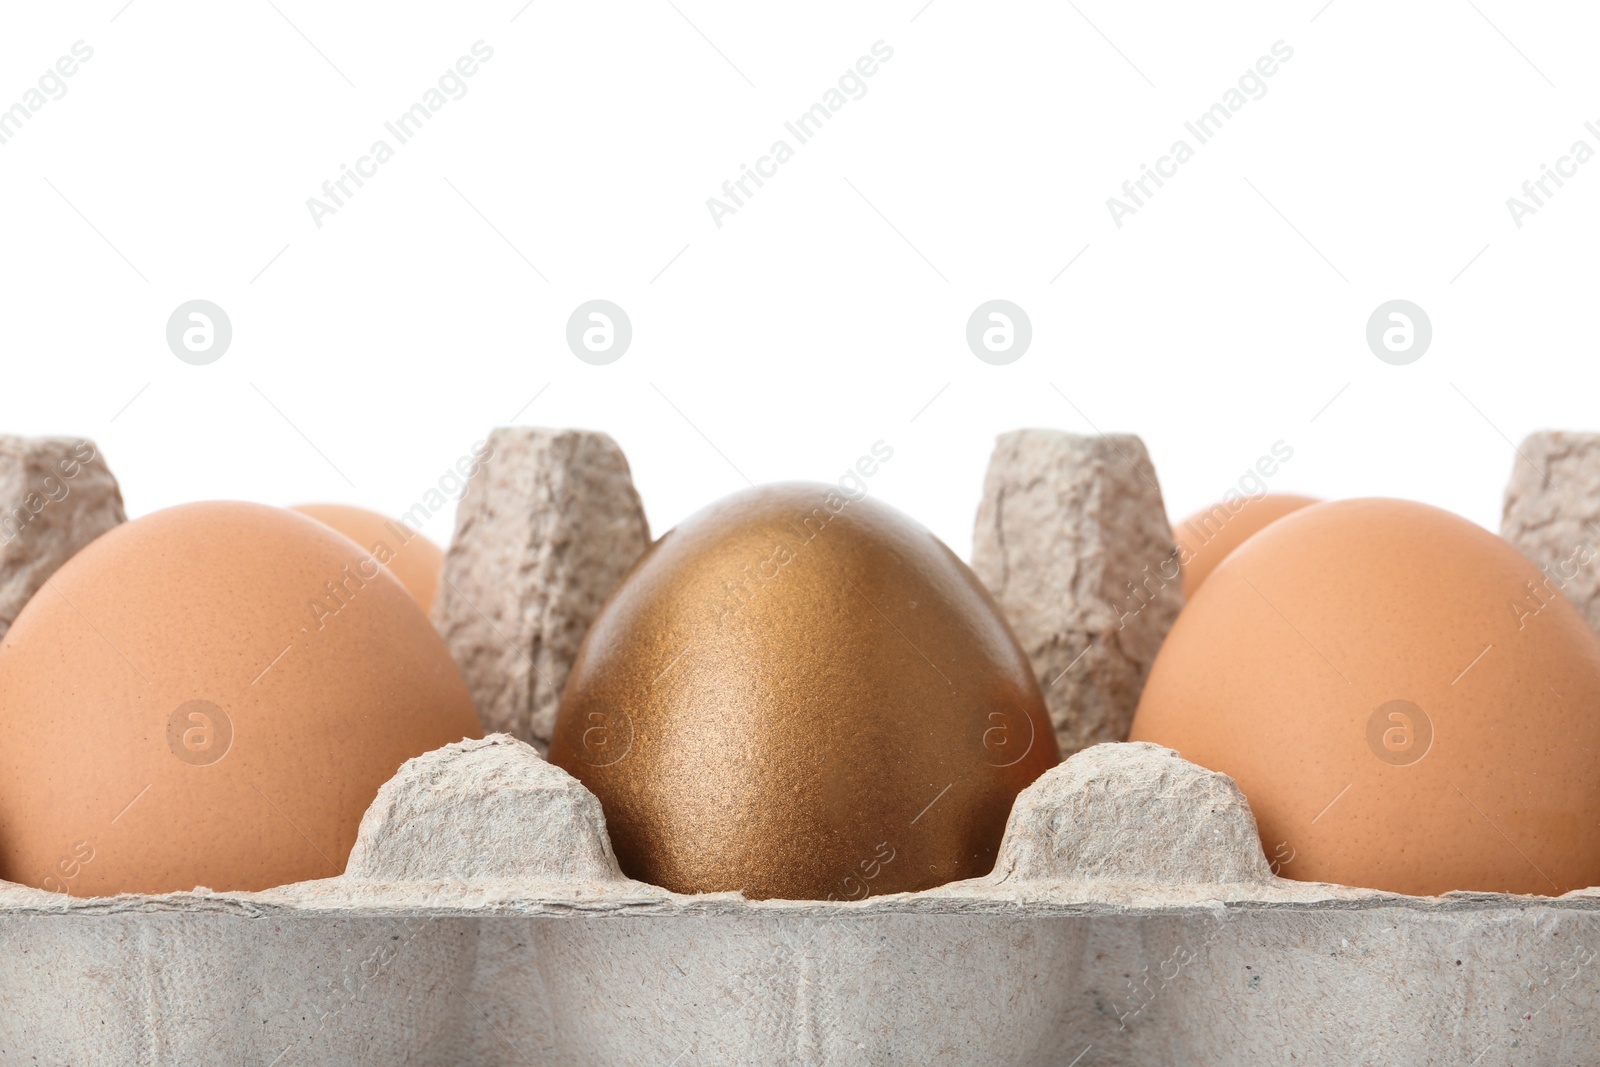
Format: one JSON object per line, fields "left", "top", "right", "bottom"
{"left": 0, "top": 428, "right": 1596, "bottom": 1066}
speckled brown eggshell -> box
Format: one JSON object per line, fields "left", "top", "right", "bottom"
{"left": 548, "top": 482, "right": 1059, "bottom": 901}
{"left": 0, "top": 501, "right": 481, "bottom": 896}
{"left": 291, "top": 503, "right": 445, "bottom": 613}
{"left": 1132, "top": 497, "right": 1600, "bottom": 896}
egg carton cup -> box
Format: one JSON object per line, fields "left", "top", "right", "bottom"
{"left": 2, "top": 427, "right": 1598, "bottom": 1065}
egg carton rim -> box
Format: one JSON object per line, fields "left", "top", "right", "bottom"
{"left": 4, "top": 886, "right": 1599, "bottom": 919}
{"left": 4, "top": 729, "right": 1597, "bottom": 914}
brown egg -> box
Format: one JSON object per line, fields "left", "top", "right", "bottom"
{"left": 291, "top": 503, "right": 445, "bottom": 613}
{"left": 1173, "top": 493, "right": 1319, "bottom": 598}
{"left": 0, "top": 502, "right": 480, "bottom": 896}
{"left": 547, "top": 482, "right": 1058, "bottom": 900}
{"left": 1130, "top": 498, "right": 1600, "bottom": 896}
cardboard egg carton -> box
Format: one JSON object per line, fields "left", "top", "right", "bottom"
{"left": 1, "top": 429, "right": 1596, "bottom": 1066}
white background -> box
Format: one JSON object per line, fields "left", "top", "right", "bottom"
{"left": 1, "top": 0, "right": 1594, "bottom": 555}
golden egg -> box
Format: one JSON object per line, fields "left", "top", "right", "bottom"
{"left": 0, "top": 502, "right": 480, "bottom": 896}
{"left": 1173, "top": 493, "right": 1319, "bottom": 598}
{"left": 548, "top": 482, "right": 1058, "bottom": 900}
{"left": 1131, "top": 498, "right": 1600, "bottom": 896}
{"left": 291, "top": 503, "right": 445, "bottom": 613}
